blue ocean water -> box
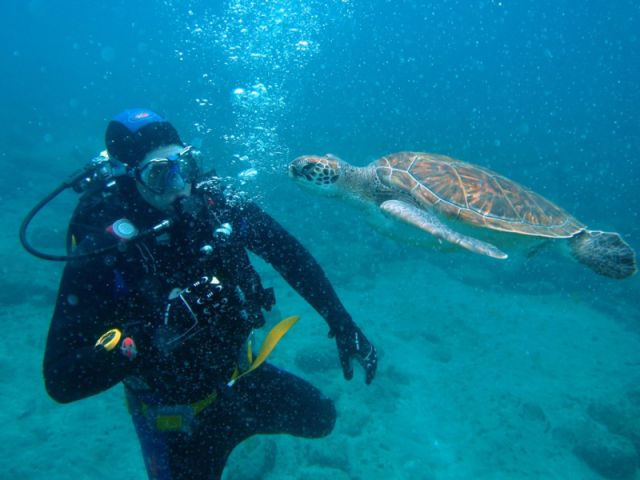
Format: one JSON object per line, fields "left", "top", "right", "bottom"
{"left": 2, "top": 1, "right": 639, "bottom": 479}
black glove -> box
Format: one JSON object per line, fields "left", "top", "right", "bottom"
{"left": 331, "top": 322, "right": 377, "bottom": 385}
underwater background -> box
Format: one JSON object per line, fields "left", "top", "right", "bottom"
{"left": 1, "top": 0, "right": 639, "bottom": 478}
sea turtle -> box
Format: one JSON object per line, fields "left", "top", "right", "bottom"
{"left": 288, "top": 151, "right": 637, "bottom": 279}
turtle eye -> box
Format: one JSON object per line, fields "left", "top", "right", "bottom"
{"left": 301, "top": 164, "right": 316, "bottom": 176}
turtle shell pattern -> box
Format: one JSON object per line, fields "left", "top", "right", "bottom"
{"left": 375, "top": 152, "right": 584, "bottom": 238}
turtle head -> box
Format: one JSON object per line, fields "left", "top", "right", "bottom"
{"left": 288, "top": 154, "right": 347, "bottom": 194}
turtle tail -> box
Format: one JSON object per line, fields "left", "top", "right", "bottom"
{"left": 570, "top": 230, "right": 637, "bottom": 279}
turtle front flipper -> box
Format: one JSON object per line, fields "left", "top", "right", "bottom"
{"left": 380, "top": 200, "right": 508, "bottom": 259}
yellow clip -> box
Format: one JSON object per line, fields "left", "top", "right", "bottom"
{"left": 95, "top": 328, "right": 122, "bottom": 351}
{"left": 156, "top": 415, "right": 183, "bottom": 431}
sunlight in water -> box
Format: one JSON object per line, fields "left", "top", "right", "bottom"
{"left": 178, "top": 1, "right": 354, "bottom": 173}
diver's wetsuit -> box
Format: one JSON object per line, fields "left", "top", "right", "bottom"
{"left": 43, "top": 176, "right": 350, "bottom": 479}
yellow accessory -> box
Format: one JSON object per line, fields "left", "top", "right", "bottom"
{"left": 133, "top": 315, "right": 300, "bottom": 432}
{"left": 95, "top": 328, "right": 122, "bottom": 351}
{"left": 143, "top": 391, "right": 219, "bottom": 432}
{"left": 228, "top": 315, "right": 300, "bottom": 386}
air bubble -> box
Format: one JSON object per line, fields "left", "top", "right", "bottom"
{"left": 182, "top": 0, "right": 354, "bottom": 173}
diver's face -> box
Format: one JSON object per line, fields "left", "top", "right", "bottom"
{"left": 135, "top": 144, "right": 192, "bottom": 212}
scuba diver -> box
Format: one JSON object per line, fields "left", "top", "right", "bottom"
{"left": 38, "top": 108, "right": 377, "bottom": 479}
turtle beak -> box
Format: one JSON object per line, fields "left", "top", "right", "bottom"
{"left": 288, "top": 163, "right": 300, "bottom": 178}
{"left": 288, "top": 161, "right": 314, "bottom": 181}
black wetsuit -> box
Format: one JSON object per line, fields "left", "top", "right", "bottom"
{"left": 43, "top": 176, "right": 352, "bottom": 479}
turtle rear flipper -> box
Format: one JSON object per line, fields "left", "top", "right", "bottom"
{"left": 380, "top": 200, "right": 508, "bottom": 259}
{"left": 570, "top": 230, "right": 637, "bottom": 279}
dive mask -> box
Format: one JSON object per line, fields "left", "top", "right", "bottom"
{"left": 135, "top": 145, "right": 199, "bottom": 194}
